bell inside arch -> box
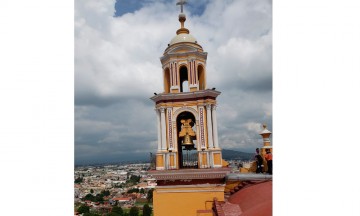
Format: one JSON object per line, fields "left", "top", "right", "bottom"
{"left": 182, "top": 132, "right": 195, "bottom": 150}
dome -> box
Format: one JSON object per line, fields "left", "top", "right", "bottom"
{"left": 169, "top": 33, "right": 197, "bottom": 45}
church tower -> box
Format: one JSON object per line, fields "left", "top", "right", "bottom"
{"left": 150, "top": 0, "right": 223, "bottom": 171}
{"left": 150, "top": 1, "right": 230, "bottom": 215}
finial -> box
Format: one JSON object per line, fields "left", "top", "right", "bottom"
{"left": 176, "top": 0, "right": 187, "bottom": 13}
{"left": 175, "top": 0, "right": 190, "bottom": 35}
{"left": 262, "top": 123, "right": 267, "bottom": 129}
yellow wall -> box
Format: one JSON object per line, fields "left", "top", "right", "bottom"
{"left": 153, "top": 185, "right": 224, "bottom": 216}
{"left": 213, "top": 153, "right": 221, "bottom": 166}
{"left": 156, "top": 154, "right": 164, "bottom": 169}
{"left": 170, "top": 154, "right": 174, "bottom": 167}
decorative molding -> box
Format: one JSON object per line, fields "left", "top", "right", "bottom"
{"left": 167, "top": 108, "right": 173, "bottom": 150}
{"left": 173, "top": 106, "right": 198, "bottom": 121}
{"left": 199, "top": 107, "right": 205, "bottom": 149}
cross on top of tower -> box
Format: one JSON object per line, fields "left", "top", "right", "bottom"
{"left": 176, "top": 0, "right": 187, "bottom": 13}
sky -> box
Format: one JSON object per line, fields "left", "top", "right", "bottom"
{"left": 75, "top": 0, "right": 272, "bottom": 165}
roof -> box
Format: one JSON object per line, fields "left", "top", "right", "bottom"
{"left": 227, "top": 181, "right": 272, "bottom": 216}
{"left": 169, "top": 33, "right": 197, "bottom": 45}
{"left": 112, "top": 197, "right": 131, "bottom": 201}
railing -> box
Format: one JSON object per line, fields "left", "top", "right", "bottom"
{"left": 181, "top": 150, "right": 198, "bottom": 169}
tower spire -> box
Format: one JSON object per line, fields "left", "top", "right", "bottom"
{"left": 175, "top": 0, "right": 189, "bottom": 35}
{"left": 176, "top": 0, "right": 187, "bottom": 13}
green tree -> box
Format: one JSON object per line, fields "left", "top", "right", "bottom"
{"left": 77, "top": 204, "right": 90, "bottom": 214}
{"left": 83, "top": 213, "right": 100, "bottom": 216}
{"left": 146, "top": 189, "right": 154, "bottom": 203}
{"left": 101, "top": 190, "right": 111, "bottom": 196}
{"left": 106, "top": 213, "right": 121, "bottom": 216}
{"left": 129, "top": 207, "right": 139, "bottom": 216}
{"left": 139, "top": 188, "right": 145, "bottom": 194}
{"left": 127, "top": 188, "right": 139, "bottom": 194}
{"left": 74, "top": 177, "right": 83, "bottom": 183}
{"left": 142, "top": 204, "right": 152, "bottom": 216}
{"left": 111, "top": 206, "right": 123, "bottom": 216}
{"left": 90, "top": 189, "right": 94, "bottom": 194}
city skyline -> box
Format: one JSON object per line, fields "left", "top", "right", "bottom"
{"left": 75, "top": 0, "right": 272, "bottom": 165}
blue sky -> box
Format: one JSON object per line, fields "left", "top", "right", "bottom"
{"left": 75, "top": 0, "right": 272, "bottom": 165}
{"left": 114, "top": 0, "right": 209, "bottom": 17}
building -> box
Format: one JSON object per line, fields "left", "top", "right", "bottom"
{"left": 149, "top": 1, "right": 231, "bottom": 215}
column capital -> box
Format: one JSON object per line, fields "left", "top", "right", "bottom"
{"left": 206, "top": 104, "right": 212, "bottom": 110}
{"left": 212, "top": 105, "right": 217, "bottom": 110}
{"left": 159, "top": 107, "right": 166, "bottom": 113}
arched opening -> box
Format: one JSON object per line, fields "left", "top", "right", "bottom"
{"left": 198, "top": 65, "right": 205, "bottom": 90}
{"left": 179, "top": 66, "right": 189, "bottom": 92}
{"left": 176, "top": 111, "right": 198, "bottom": 169}
{"left": 164, "top": 68, "right": 170, "bottom": 93}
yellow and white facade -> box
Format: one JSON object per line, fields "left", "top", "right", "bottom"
{"left": 150, "top": 11, "right": 223, "bottom": 171}
{"left": 149, "top": 2, "right": 230, "bottom": 215}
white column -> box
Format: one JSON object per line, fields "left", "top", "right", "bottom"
{"left": 156, "top": 109, "right": 161, "bottom": 150}
{"left": 212, "top": 105, "right": 219, "bottom": 148}
{"left": 160, "top": 107, "right": 167, "bottom": 150}
{"left": 206, "top": 104, "right": 214, "bottom": 148}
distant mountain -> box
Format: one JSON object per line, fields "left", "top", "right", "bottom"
{"left": 221, "top": 149, "right": 253, "bottom": 161}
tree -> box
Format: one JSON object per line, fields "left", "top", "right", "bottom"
{"left": 139, "top": 188, "right": 145, "bottom": 194}
{"left": 142, "top": 204, "right": 152, "bottom": 216}
{"left": 74, "top": 177, "right": 83, "bottom": 184}
{"left": 101, "top": 190, "right": 110, "bottom": 196}
{"left": 146, "top": 189, "right": 154, "bottom": 203}
{"left": 129, "top": 207, "right": 139, "bottom": 216}
{"left": 111, "top": 206, "right": 123, "bottom": 216}
{"left": 77, "top": 204, "right": 90, "bottom": 214}
{"left": 127, "top": 188, "right": 139, "bottom": 194}
{"left": 90, "top": 189, "right": 94, "bottom": 194}
{"left": 106, "top": 213, "right": 121, "bottom": 216}
{"left": 83, "top": 213, "right": 100, "bottom": 216}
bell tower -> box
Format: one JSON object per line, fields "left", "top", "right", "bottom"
{"left": 150, "top": 2, "right": 230, "bottom": 215}
{"left": 151, "top": 0, "right": 223, "bottom": 171}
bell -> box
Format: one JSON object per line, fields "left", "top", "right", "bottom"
{"left": 182, "top": 132, "right": 195, "bottom": 150}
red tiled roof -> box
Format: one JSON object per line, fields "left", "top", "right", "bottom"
{"left": 112, "top": 197, "right": 131, "bottom": 201}
{"left": 228, "top": 181, "right": 272, "bottom": 216}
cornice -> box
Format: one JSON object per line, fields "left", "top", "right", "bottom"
{"left": 150, "top": 89, "right": 221, "bottom": 103}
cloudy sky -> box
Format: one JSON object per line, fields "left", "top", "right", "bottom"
{"left": 75, "top": 0, "right": 272, "bottom": 165}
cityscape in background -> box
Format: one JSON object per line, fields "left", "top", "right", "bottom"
{"left": 74, "top": 149, "right": 255, "bottom": 215}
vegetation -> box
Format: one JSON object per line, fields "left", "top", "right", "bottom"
{"left": 127, "top": 188, "right": 139, "bottom": 193}
{"left": 82, "top": 193, "right": 104, "bottom": 203}
{"left": 146, "top": 189, "right": 154, "bottom": 203}
{"left": 129, "top": 206, "right": 139, "bottom": 216}
{"left": 74, "top": 177, "right": 83, "bottom": 183}
{"left": 143, "top": 204, "right": 152, "bottom": 216}
{"left": 111, "top": 206, "right": 123, "bottom": 215}
{"left": 77, "top": 204, "right": 90, "bottom": 214}
{"left": 101, "top": 189, "right": 111, "bottom": 196}
{"left": 83, "top": 213, "right": 100, "bottom": 216}
{"left": 139, "top": 188, "right": 145, "bottom": 194}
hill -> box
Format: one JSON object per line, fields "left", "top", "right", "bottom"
{"left": 221, "top": 149, "right": 253, "bottom": 161}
